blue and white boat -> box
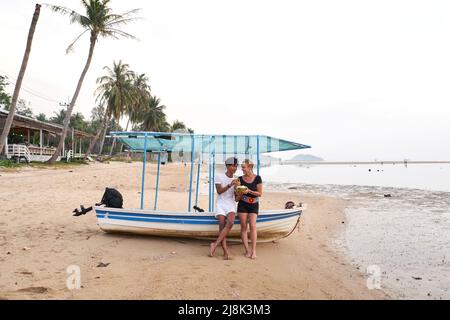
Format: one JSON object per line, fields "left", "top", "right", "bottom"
{"left": 94, "top": 132, "right": 310, "bottom": 242}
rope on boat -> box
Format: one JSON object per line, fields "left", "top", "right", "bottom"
{"left": 280, "top": 213, "right": 302, "bottom": 240}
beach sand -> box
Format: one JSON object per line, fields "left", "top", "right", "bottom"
{"left": 0, "top": 162, "right": 388, "bottom": 299}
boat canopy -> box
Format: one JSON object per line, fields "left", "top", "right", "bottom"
{"left": 109, "top": 131, "right": 310, "bottom": 212}
{"left": 110, "top": 131, "right": 310, "bottom": 154}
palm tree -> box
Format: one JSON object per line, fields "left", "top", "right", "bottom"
{"left": 137, "top": 96, "right": 168, "bottom": 131}
{"left": 35, "top": 113, "right": 48, "bottom": 122}
{"left": 119, "top": 72, "right": 151, "bottom": 152}
{"left": 49, "top": 109, "right": 67, "bottom": 125}
{"left": 170, "top": 120, "right": 187, "bottom": 132}
{"left": 83, "top": 104, "right": 107, "bottom": 157}
{"left": 84, "top": 61, "right": 134, "bottom": 159}
{"left": 126, "top": 73, "right": 151, "bottom": 131}
{"left": 0, "top": 4, "right": 41, "bottom": 154}
{"left": 46, "top": 0, "right": 140, "bottom": 163}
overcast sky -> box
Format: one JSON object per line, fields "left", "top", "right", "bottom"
{"left": 1, "top": 0, "right": 450, "bottom": 160}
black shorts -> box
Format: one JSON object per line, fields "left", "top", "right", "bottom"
{"left": 237, "top": 201, "right": 259, "bottom": 214}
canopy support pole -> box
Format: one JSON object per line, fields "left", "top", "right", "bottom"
{"left": 257, "top": 135, "right": 260, "bottom": 175}
{"left": 212, "top": 146, "right": 216, "bottom": 212}
{"left": 211, "top": 151, "right": 216, "bottom": 211}
{"left": 154, "top": 151, "right": 161, "bottom": 210}
{"left": 194, "top": 137, "right": 202, "bottom": 208}
{"left": 140, "top": 133, "right": 148, "bottom": 210}
{"left": 208, "top": 151, "right": 212, "bottom": 212}
{"left": 188, "top": 136, "right": 195, "bottom": 212}
{"left": 245, "top": 136, "right": 250, "bottom": 158}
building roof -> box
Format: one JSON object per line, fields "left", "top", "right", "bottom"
{"left": 0, "top": 109, "right": 94, "bottom": 138}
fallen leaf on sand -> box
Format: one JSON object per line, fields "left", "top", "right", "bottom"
{"left": 18, "top": 286, "right": 48, "bottom": 294}
{"left": 96, "top": 262, "right": 110, "bottom": 267}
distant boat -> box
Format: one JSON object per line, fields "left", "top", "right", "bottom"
{"left": 93, "top": 132, "right": 310, "bottom": 242}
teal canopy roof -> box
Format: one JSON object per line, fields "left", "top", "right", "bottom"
{"left": 111, "top": 131, "right": 310, "bottom": 154}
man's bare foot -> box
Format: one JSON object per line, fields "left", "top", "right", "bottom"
{"left": 250, "top": 252, "right": 257, "bottom": 259}
{"left": 209, "top": 242, "right": 217, "bottom": 257}
{"left": 245, "top": 251, "right": 252, "bottom": 258}
{"left": 223, "top": 252, "right": 232, "bottom": 260}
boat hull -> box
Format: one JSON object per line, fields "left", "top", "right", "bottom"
{"left": 94, "top": 207, "right": 302, "bottom": 242}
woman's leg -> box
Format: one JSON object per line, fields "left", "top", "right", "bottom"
{"left": 239, "top": 212, "right": 250, "bottom": 257}
{"left": 248, "top": 213, "right": 258, "bottom": 259}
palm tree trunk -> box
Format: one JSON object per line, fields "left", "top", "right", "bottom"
{"left": 47, "top": 33, "right": 97, "bottom": 164}
{"left": 109, "top": 137, "right": 116, "bottom": 156}
{"left": 119, "top": 114, "right": 131, "bottom": 153}
{"left": 83, "top": 114, "right": 109, "bottom": 161}
{"left": 98, "top": 122, "right": 108, "bottom": 155}
{"left": 0, "top": 4, "right": 41, "bottom": 154}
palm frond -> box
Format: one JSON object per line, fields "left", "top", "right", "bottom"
{"left": 106, "top": 8, "right": 142, "bottom": 23}
{"left": 45, "top": 1, "right": 140, "bottom": 52}
{"left": 100, "top": 28, "right": 138, "bottom": 40}
{"left": 43, "top": 4, "right": 88, "bottom": 26}
{"left": 65, "top": 29, "right": 90, "bottom": 54}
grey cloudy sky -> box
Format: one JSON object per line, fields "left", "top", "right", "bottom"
{"left": 1, "top": 0, "right": 449, "bottom": 160}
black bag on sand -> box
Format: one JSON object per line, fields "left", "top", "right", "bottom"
{"left": 97, "top": 187, "right": 123, "bottom": 208}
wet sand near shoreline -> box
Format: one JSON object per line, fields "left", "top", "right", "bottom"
{"left": 0, "top": 162, "right": 387, "bottom": 299}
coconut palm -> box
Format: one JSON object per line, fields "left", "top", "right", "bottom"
{"left": 170, "top": 120, "right": 187, "bottom": 132}
{"left": 169, "top": 120, "right": 194, "bottom": 134}
{"left": 96, "top": 61, "right": 134, "bottom": 120}
{"left": 137, "top": 96, "right": 169, "bottom": 132}
{"left": 118, "top": 73, "right": 151, "bottom": 152}
{"left": 127, "top": 73, "right": 151, "bottom": 130}
{"left": 0, "top": 4, "right": 41, "bottom": 154}
{"left": 84, "top": 60, "right": 134, "bottom": 159}
{"left": 46, "top": 0, "right": 140, "bottom": 163}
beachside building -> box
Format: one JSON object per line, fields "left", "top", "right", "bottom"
{"left": 0, "top": 110, "right": 94, "bottom": 162}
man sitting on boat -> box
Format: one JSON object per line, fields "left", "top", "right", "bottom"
{"left": 209, "top": 157, "right": 239, "bottom": 259}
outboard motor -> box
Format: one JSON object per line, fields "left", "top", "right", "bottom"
{"left": 97, "top": 187, "right": 124, "bottom": 208}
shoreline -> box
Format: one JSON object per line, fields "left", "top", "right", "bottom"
{"left": 0, "top": 162, "right": 388, "bottom": 299}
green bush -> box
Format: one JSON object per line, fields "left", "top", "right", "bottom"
{"left": 0, "top": 159, "right": 21, "bottom": 168}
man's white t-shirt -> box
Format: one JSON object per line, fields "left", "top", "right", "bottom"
{"left": 215, "top": 173, "right": 235, "bottom": 204}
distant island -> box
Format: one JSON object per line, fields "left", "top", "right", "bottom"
{"left": 290, "top": 154, "right": 324, "bottom": 162}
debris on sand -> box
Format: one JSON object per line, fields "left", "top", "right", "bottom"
{"left": 96, "top": 262, "right": 110, "bottom": 267}
{"left": 18, "top": 286, "right": 49, "bottom": 294}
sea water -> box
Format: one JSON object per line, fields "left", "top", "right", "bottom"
{"left": 260, "top": 164, "right": 450, "bottom": 299}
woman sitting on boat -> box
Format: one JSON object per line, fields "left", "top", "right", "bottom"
{"left": 236, "top": 159, "right": 263, "bottom": 259}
